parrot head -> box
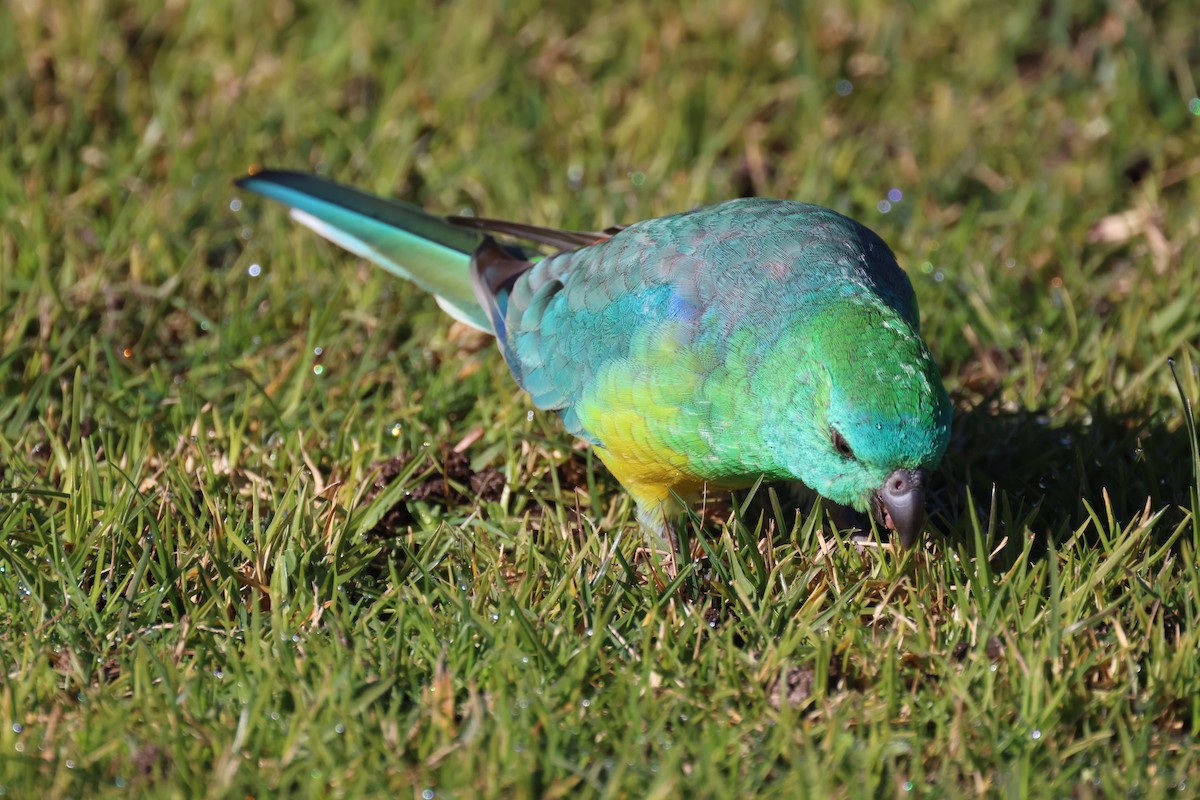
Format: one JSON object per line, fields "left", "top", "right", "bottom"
{"left": 763, "top": 298, "right": 952, "bottom": 546}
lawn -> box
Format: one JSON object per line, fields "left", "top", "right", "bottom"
{"left": 2, "top": 0, "right": 1199, "bottom": 796}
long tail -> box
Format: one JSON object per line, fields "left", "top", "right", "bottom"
{"left": 234, "top": 169, "right": 492, "bottom": 331}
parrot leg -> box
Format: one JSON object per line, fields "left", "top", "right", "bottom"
{"left": 634, "top": 501, "right": 682, "bottom": 578}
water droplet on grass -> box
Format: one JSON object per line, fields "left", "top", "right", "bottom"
{"left": 248, "top": 263, "right": 261, "bottom": 277}
{"left": 877, "top": 200, "right": 892, "bottom": 213}
{"left": 888, "top": 188, "right": 903, "bottom": 203}
{"left": 835, "top": 79, "right": 853, "bottom": 95}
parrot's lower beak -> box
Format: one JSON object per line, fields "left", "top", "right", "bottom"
{"left": 872, "top": 468, "right": 928, "bottom": 548}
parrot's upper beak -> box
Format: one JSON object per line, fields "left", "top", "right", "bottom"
{"left": 872, "top": 468, "right": 929, "bottom": 548}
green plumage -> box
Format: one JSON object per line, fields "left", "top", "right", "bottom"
{"left": 237, "top": 170, "right": 952, "bottom": 547}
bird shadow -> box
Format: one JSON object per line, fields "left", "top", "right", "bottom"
{"left": 929, "top": 388, "right": 1196, "bottom": 567}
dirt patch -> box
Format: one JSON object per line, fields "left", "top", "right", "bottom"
{"left": 364, "top": 449, "right": 507, "bottom": 536}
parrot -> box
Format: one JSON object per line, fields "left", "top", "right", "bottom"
{"left": 235, "top": 169, "right": 952, "bottom": 548}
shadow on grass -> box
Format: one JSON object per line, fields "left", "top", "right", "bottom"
{"left": 934, "top": 391, "right": 1195, "bottom": 564}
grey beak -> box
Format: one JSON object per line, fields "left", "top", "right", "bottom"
{"left": 873, "top": 468, "right": 929, "bottom": 548}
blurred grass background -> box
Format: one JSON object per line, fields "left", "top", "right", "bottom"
{"left": 1, "top": 0, "right": 1199, "bottom": 796}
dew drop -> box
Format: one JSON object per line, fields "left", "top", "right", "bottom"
{"left": 230, "top": 198, "right": 243, "bottom": 212}
{"left": 835, "top": 79, "right": 853, "bottom": 96}
{"left": 248, "top": 263, "right": 262, "bottom": 277}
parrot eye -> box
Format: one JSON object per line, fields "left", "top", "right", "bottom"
{"left": 830, "top": 428, "right": 855, "bottom": 460}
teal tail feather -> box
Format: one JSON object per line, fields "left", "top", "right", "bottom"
{"left": 234, "top": 170, "right": 492, "bottom": 332}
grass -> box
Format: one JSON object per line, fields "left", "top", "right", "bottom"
{"left": 2, "top": 0, "right": 1199, "bottom": 796}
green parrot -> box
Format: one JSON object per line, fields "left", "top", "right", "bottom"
{"left": 235, "top": 170, "right": 952, "bottom": 547}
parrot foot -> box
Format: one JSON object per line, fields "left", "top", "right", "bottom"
{"left": 828, "top": 504, "right": 876, "bottom": 545}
